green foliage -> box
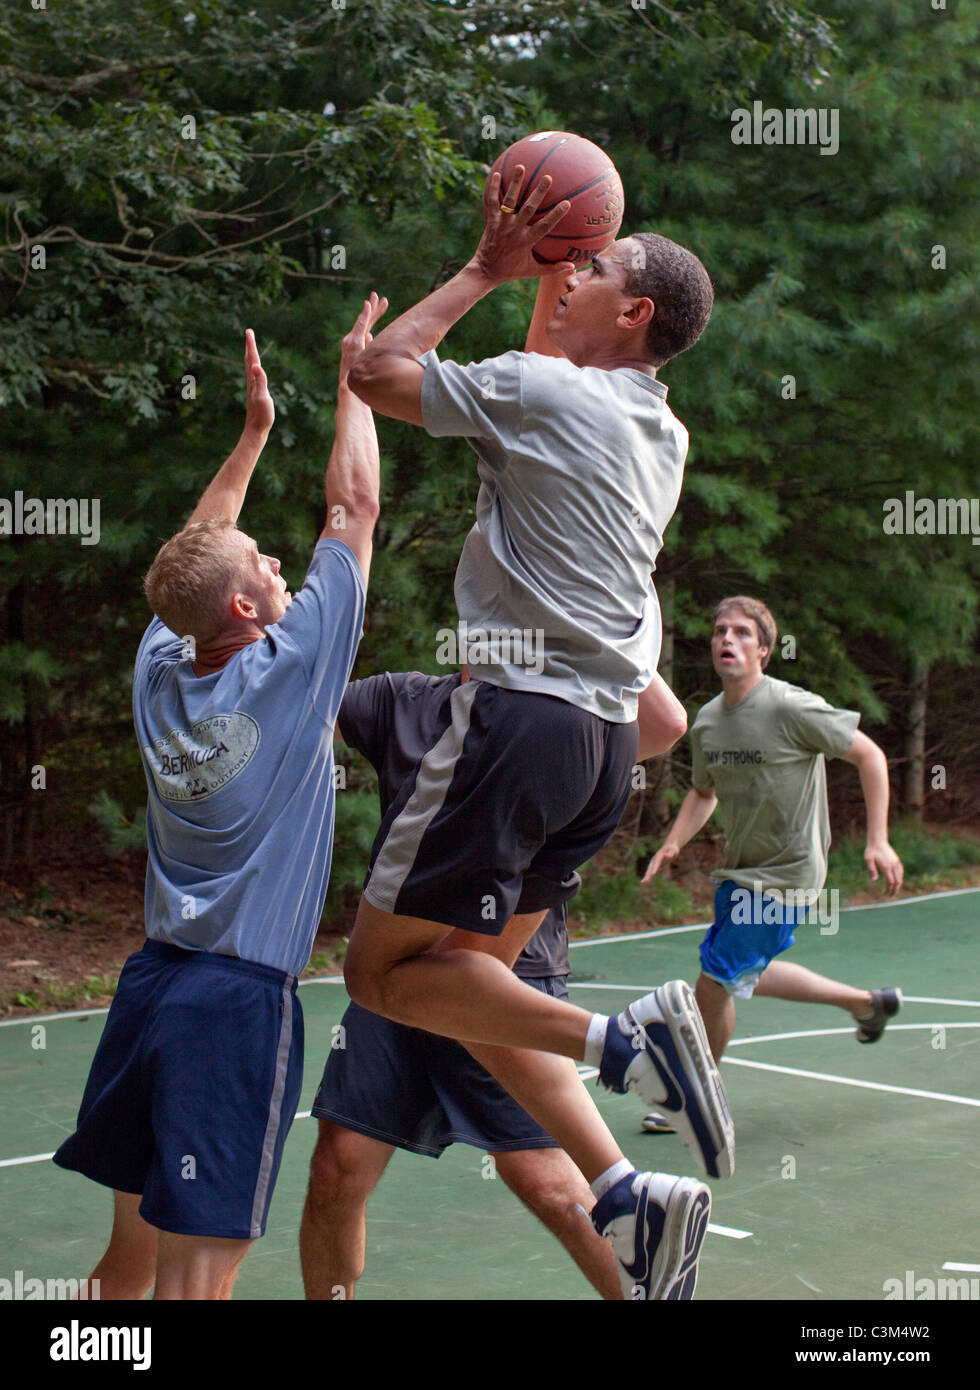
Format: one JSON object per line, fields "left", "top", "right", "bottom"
{"left": 1, "top": 0, "right": 977, "bottom": 881}
{"left": 9, "top": 972, "right": 119, "bottom": 1015}
{"left": 827, "top": 823, "right": 980, "bottom": 897}
{"left": 321, "top": 787, "right": 380, "bottom": 921}
{"left": 570, "top": 864, "right": 693, "bottom": 932}
{"left": 88, "top": 791, "right": 148, "bottom": 855}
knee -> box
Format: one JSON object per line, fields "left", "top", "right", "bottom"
{"left": 306, "top": 1129, "right": 377, "bottom": 1210}
{"left": 496, "top": 1154, "right": 587, "bottom": 1229}
{"left": 695, "top": 972, "right": 726, "bottom": 1013}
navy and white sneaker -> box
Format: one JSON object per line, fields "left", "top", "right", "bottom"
{"left": 641, "top": 1112, "right": 676, "bottom": 1135}
{"left": 854, "top": 987, "right": 902, "bottom": 1043}
{"left": 599, "top": 980, "right": 735, "bottom": 1179}
{"left": 591, "top": 1170, "right": 711, "bottom": 1301}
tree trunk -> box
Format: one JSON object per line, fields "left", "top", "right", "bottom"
{"left": 904, "top": 656, "right": 928, "bottom": 822}
{"left": 638, "top": 573, "right": 677, "bottom": 841}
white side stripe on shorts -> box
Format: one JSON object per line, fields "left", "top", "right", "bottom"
{"left": 364, "top": 680, "right": 480, "bottom": 914}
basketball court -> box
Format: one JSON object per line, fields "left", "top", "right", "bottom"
{"left": 2, "top": 887, "right": 977, "bottom": 1301}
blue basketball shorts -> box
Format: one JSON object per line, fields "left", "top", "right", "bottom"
{"left": 53, "top": 940, "right": 303, "bottom": 1239}
{"left": 311, "top": 976, "right": 569, "bottom": 1156}
{"left": 699, "top": 879, "right": 810, "bottom": 999}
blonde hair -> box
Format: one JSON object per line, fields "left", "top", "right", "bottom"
{"left": 713, "top": 596, "right": 778, "bottom": 668}
{"left": 144, "top": 519, "right": 248, "bottom": 643}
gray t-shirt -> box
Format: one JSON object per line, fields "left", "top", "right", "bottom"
{"left": 420, "top": 348, "right": 688, "bottom": 721}
{"left": 690, "top": 676, "right": 860, "bottom": 893}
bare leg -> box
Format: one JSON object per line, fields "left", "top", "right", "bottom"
{"left": 346, "top": 903, "right": 626, "bottom": 1182}
{"left": 345, "top": 901, "right": 593, "bottom": 1057}
{"left": 754, "top": 959, "right": 872, "bottom": 1013}
{"left": 300, "top": 1122, "right": 394, "bottom": 1300}
{"left": 695, "top": 972, "right": 736, "bottom": 1062}
{"left": 465, "top": 1043, "right": 623, "bottom": 1181}
{"left": 494, "top": 1148, "right": 623, "bottom": 1300}
{"left": 86, "top": 1191, "right": 157, "bottom": 1300}
{"left": 153, "top": 1232, "right": 252, "bottom": 1300}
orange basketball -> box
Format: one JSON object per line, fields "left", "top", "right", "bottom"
{"left": 484, "top": 131, "right": 625, "bottom": 264}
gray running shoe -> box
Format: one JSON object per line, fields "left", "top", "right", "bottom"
{"left": 854, "top": 987, "right": 902, "bottom": 1043}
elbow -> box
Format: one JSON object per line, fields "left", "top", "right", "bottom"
{"left": 665, "top": 707, "right": 688, "bottom": 747}
{"left": 347, "top": 350, "right": 382, "bottom": 404}
{"left": 637, "top": 705, "right": 688, "bottom": 760}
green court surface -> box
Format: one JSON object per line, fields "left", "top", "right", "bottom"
{"left": 1, "top": 888, "right": 977, "bottom": 1302}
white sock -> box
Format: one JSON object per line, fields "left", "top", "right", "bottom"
{"left": 583, "top": 1013, "right": 609, "bottom": 1067}
{"left": 590, "top": 1158, "right": 634, "bottom": 1202}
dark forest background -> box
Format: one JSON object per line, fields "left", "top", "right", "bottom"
{"left": 1, "top": 0, "right": 977, "bottom": 943}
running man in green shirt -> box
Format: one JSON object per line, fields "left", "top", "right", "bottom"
{"left": 643, "top": 596, "right": 904, "bottom": 1103}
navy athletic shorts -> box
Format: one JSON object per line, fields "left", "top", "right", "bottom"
{"left": 311, "top": 976, "right": 569, "bottom": 1156}
{"left": 362, "top": 680, "right": 637, "bottom": 934}
{"left": 53, "top": 940, "right": 303, "bottom": 1239}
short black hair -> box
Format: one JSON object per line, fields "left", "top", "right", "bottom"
{"left": 624, "top": 233, "right": 714, "bottom": 366}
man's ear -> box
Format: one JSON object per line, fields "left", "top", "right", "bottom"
{"left": 231, "top": 592, "right": 258, "bottom": 621}
{"left": 621, "top": 296, "right": 654, "bottom": 330}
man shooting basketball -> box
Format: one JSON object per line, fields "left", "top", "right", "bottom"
{"left": 342, "top": 166, "right": 726, "bottom": 1299}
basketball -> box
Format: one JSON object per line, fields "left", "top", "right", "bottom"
{"left": 484, "top": 131, "right": 625, "bottom": 265}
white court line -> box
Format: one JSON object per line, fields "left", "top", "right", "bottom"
{"left": 723, "top": 1056, "right": 980, "bottom": 1108}
{"left": 569, "top": 983, "right": 663, "bottom": 993}
{"left": 727, "top": 1022, "right": 980, "bottom": 1047}
{"left": 943, "top": 1263, "right": 980, "bottom": 1273}
{"left": 0, "top": 1007, "right": 109, "bottom": 1028}
{"left": 904, "top": 995, "right": 980, "bottom": 1008}
{"left": 709, "top": 1223, "right": 753, "bottom": 1240}
{"left": 0, "top": 1151, "right": 55, "bottom": 1168}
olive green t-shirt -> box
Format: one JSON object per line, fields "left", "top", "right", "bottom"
{"left": 690, "top": 677, "right": 860, "bottom": 894}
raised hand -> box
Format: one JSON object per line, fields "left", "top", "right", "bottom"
{"left": 340, "top": 292, "right": 389, "bottom": 388}
{"left": 243, "top": 328, "right": 274, "bottom": 437}
{"left": 473, "top": 167, "right": 576, "bottom": 285}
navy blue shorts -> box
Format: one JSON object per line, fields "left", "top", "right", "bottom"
{"left": 699, "top": 879, "right": 810, "bottom": 998}
{"left": 363, "top": 680, "right": 637, "bottom": 934}
{"left": 53, "top": 940, "right": 303, "bottom": 1239}
{"left": 311, "top": 976, "right": 568, "bottom": 1156}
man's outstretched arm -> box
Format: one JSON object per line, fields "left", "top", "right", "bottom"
{"left": 641, "top": 785, "right": 718, "bottom": 883}
{"left": 187, "top": 329, "right": 274, "bottom": 527}
{"left": 321, "top": 294, "right": 387, "bottom": 584}
{"left": 348, "top": 169, "right": 573, "bottom": 425}
{"left": 840, "top": 731, "right": 904, "bottom": 894}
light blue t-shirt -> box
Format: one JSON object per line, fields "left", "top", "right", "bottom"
{"left": 134, "top": 538, "right": 365, "bottom": 977}
{"left": 420, "top": 348, "right": 687, "bottom": 721}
